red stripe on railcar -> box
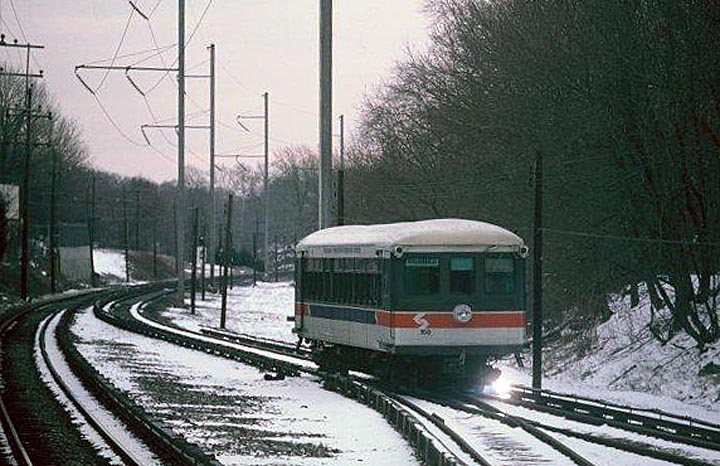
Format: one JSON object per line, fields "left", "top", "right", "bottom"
{"left": 375, "top": 310, "right": 525, "bottom": 329}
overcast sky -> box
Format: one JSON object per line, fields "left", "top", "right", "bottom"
{"left": 5, "top": 0, "right": 429, "bottom": 182}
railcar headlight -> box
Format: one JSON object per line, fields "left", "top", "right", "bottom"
{"left": 453, "top": 304, "right": 473, "bottom": 324}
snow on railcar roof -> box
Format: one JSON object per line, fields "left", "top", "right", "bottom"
{"left": 297, "top": 219, "right": 524, "bottom": 251}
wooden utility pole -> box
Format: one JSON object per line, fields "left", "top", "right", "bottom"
{"left": 319, "top": 0, "right": 333, "bottom": 229}
{"left": 273, "top": 235, "right": 278, "bottom": 282}
{"left": 201, "top": 224, "right": 206, "bottom": 300}
{"left": 48, "top": 124, "right": 58, "bottom": 293}
{"left": 532, "top": 150, "right": 544, "bottom": 390}
{"left": 0, "top": 37, "right": 44, "bottom": 301}
{"left": 337, "top": 114, "right": 345, "bottom": 226}
{"left": 220, "top": 195, "right": 233, "bottom": 329}
{"left": 122, "top": 186, "right": 129, "bottom": 283}
{"left": 135, "top": 190, "right": 140, "bottom": 250}
{"left": 252, "top": 217, "right": 258, "bottom": 287}
{"left": 191, "top": 206, "right": 198, "bottom": 314}
{"left": 87, "top": 176, "right": 96, "bottom": 287}
{"left": 152, "top": 226, "right": 158, "bottom": 280}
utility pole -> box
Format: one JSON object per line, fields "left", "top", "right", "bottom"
{"left": 208, "top": 43, "right": 217, "bottom": 287}
{"left": 191, "top": 206, "right": 198, "bottom": 314}
{"left": 532, "top": 149, "right": 543, "bottom": 390}
{"left": 337, "top": 114, "right": 345, "bottom": 226}
{"left": 0, "top": 36, "right": 44, "bottom": 301}
{"left": 176, "top": 0, "right": 187, "bottom": 304}
{"left": 319, "top": 0, "right": 333, "bottom": 229}
{"left": 220, "top": 194, "right": 233, "bottom": 329}
{"left": 135, "top": 190, "right": 140, "bottom": 250}
{"left": 122, "top": 186, "right": 129, "bottom": 283}
{"left": 263, "top": 91, "right": 270, "bottom": 279}
{"left": 88, "top": 176, "right": 96, "bottom": 287}
{"left": 152, "top": 226, "right": 158, "bottom": 280}
{"left": 253, "top": 217, "right": 258, "bottom": 287}
{"left": 201, "top": 224, "right": 206, "bottom": 300}
{"left": 273, "top": 235, "right": 278, "bottom": 282}
{"left": 48, "top": 123, "right": 58, "bottom": 293}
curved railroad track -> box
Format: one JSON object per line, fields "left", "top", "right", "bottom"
{"left": 0, "top": 285, "right": 222, "bottom": 466}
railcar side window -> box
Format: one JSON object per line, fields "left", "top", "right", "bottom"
{"left": 404, "top": 257, "right": 440, "bottom": 295}
{"left": 450, "top": 257, "right": 475, "bottom": 294}
{"left": 485, "top": 257, "right": 515, "bottom": 294}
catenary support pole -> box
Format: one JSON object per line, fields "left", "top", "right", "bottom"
{"left": 152, "top": 226, "right": 157, "bottom": 280}
{"left": 201, "top": 224, "right": 206, "bottom": 300}
{"left": 123, "top": 185, "right": 129, "bottom": 283}
{"left": 318, "top": 0, "right": 333, "bottom": 229}
{"left": 88, "top": 176, "right": 96, "bottom": 286}
{"left": 208, "top": 43, "right": 216, "bottom": 286}
{"left": 220, "top": 195, "right": 233, "bottom": 329}
{"left": 135, "top": 190, "right": 140, "bottom": 250}
{"left": 191, "top": 206, "right": 198, "bottom": 314}
{"left": 176, "top": 0, "right": 187, "bottom": 304}
{"left": 337, "top": 114, "right": 345, "bottom": 226}
{"left": 263, "top": 91, "right": 270, "bottom": 278}
{"left": 273, "top": 235, "right": 278, "bottom": 282}
{"left": 532, "top": 149, "right": 543, "bottom": 390}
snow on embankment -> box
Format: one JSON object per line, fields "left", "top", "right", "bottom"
{"left": 93, "top": 249, "right": 128, "bottom": 282}
{"left": 502, "top": 284, "right": 720, "bottom": 421}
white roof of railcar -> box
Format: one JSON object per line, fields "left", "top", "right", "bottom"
{"left": 297, "top": 219, "right": 525, "bottom": 257}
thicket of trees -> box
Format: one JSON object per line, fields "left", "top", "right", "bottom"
{"left": 340, "top": 0, "right": 720, "bottom": 347}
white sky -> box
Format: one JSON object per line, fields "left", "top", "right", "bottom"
{"left": 5, "top": 0, "right": 429, "bottom": 181}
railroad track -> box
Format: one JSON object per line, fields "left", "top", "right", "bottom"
{"left": 97, "top": 287, "right": 596, "bottom": 466}
{"left": 0, "top": 290, "right": 115, "bottom": 466}
{"left": 497, "top": 384, "right": 720, "bottom": 451}
{"left": 85, "top": 285, "right": 720, "bottom": 466}
{"left": 37, "top": 308, "right": 157, "bottom": 466}
{"left": 0, "top": 285, "right": 222, "bottom": 466}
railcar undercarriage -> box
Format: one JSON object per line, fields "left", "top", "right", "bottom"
{"left": 307, "top": 339, "right": 500, "bottom": 387}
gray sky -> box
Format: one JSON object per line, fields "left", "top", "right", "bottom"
{"left": 6, "top": 0, "right": 429, "bottom": 182}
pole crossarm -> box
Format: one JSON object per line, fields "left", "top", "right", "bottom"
{"left": 0, "top": 35, "right": 44, "bottom": 49}
{"left": 214, "top": 154, "right": 264, "bottom": 158}
{"left": 186, "top": 74, "right": 211, "bottom": 78}
{"left": 0, "top": 71, "right": 43, "bottom": 78}
{"left": 75, "top": 64, "right": 178, "bottom": 72}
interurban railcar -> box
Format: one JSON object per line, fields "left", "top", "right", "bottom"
{"left": 293, "top": 218, "right": 528, "bottom": 384}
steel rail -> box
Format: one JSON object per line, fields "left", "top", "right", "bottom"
{"left": 0, "top": 305, "right": 34, "bottom": 466}
{"left": 499, "top": 385, "right": 720, "bottom": 451}
{"left": 38, "top": 309, "right": 146, "bottom": 466}
{"left": 0, "top": 291, "right": 107, "bottom": 466}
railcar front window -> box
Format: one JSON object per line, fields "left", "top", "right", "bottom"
{"left": 404, "top": 257, "right": 440, "bottom": 295}
{"left": 485, "top": 257, "right": 515, "bottom": 294}
{"left": 450, "top": 257, "right": 475, "bottom": 294}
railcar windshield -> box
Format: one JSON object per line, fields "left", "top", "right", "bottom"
{"left": 485, "top": 257, "right": 515, "bottom": 294}
{"left": 450, "top": 257, "right": 475, "bottom": 294}
{"left": 404, "top": 256, "right": 440, "bottom": 295}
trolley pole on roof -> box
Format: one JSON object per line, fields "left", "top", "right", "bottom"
{"left": 318, "top": 0, "right": 333, "bottom": 229}
{"left": 532, "top": 149, "right": 543, "bottom": 390}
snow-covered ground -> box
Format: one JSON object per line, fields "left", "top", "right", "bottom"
{"left": 71, "top": 305, "right": 420, "bottom": 465}
{"left": 161, "top": 281, "right": 720, "bottom": 426}
{"left": 93, "top": 249, "right": 128, "bottom": 282}
{"left": 162, "top": 281, "right": 296, "bottom": 344}
{"left": 499, "top": 286, "right": 720, "bottom": 424}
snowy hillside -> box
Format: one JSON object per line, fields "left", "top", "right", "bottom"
{"left": 500, "top": 286, "right": 720, "bottom": 422}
